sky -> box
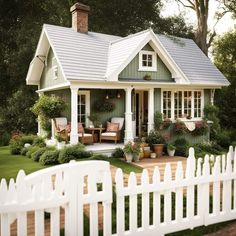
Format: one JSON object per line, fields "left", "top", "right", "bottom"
{"left": 162, "top": 0, "right": 235, "bottom": 35}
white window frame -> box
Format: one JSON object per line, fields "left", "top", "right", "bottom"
{"left": 138, "top": 50, "right": 157, "bottom": 71}
{"left": 161, "top": 89, "right": 204, "bottom": 121}
{"left": 78, "top": 90, "right": 90, "bottom": 127}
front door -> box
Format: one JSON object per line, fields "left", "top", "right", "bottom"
{"left": 132, "top": 91, "right": 148, "bottom": 137}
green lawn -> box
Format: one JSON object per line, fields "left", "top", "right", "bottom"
{"left": 0, "top": 146, "right": 142, "bottom": 182}
{"left": 0, "top": 146, "right": 48, "bottom": 181}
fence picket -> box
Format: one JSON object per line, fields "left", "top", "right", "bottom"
{"left": 141, "top": 169, "right": 150, "bottom": 229}
{"left": 203, "top": 155, "right": 210, "bottom": 225}
{"left": 50, "top": 208, "right": 60, "bottom": 236}
{"left": 35, "top": 210, "right": 44, "bottom": 236}
{"left": 153, "top": 166, "right": 161, "bottom": 228}
{"left": 234, "top": 148, "right": 236, "bottom": 211}
{"left": 115, "top": 168, "right": 125, "bottom": 235}
{"left": 175, "top": 162, "right": 183, "bottom": 223}
{"left": 128, "top": 172, "right": 137, "bottom": 233}
{"left": 186, "top": 148, "right": 196, "bottom": 223}
{"left": 164, "top": 163, "right": 172, "bottom": 224}
{"left": 212, "top": 157, "right": 221, "bottom": 216}
{"left": 222, "top": 153, "right": 232, "bottom": 213}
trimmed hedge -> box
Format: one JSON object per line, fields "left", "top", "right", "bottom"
{"left": 31, "top": 147, "right": 48, "bottom": 162}
{"left": 58, "top": 145, "right": 91, "bottom": 163}
{"left": 39, "top": 150, "right": 60, "bottom": 165}
{"left": 26, "top": 146, "right": 41, "bottom": 159}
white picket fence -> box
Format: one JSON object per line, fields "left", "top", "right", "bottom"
{"left": 0, "top": 147, "right": 236, "bottom": 236}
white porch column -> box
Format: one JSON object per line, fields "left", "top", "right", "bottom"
{"left": 124, "top": 87, "right": 133, "bottom": 143}
{"left": 148, "top": 88, "right": 155, "bottom": 133}
{"left": 37, "top": 92, "right": 43, "bottom": 137}
{"left": 70, "top": 87, "right": 79, "bottom": 144}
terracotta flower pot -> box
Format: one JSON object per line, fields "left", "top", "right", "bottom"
{"left": 153, "top": 144, "right": 164, "bottom": 158}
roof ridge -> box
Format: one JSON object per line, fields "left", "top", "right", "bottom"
{"left": 110, "top": 28, "right": 151, "bottom": 44}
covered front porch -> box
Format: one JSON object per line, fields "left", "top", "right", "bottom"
{"left": 39, "top": 82, "right": 157, "bottom": 145}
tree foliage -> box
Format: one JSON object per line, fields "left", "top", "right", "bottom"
{"left": 0, "top": 0, "right": 194, "bottom": 134}
{"left": 213, "top": 29, "right": 236, "bottom": 129}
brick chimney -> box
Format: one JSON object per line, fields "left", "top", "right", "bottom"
{"left": 70, "top": 2, "right": 90, "bottom": 33}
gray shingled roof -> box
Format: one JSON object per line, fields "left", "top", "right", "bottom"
{"left": 44, "top": 24, "right": 229, "bottom": 86}
{"left": 157, "top": 35, "right": 229, "bottom": 85}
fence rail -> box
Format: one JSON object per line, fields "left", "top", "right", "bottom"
{"left": 0, "top": 146, "right": 236, "bottom": 236}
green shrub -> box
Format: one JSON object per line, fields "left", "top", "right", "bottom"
{"left": 39, "top": 150, "right": 59, "bottom": 165}
{"left": 174, "top": 138, "right": 190, "bottom": 157}
{"left": 58, "top": 145, "right": 91, "bottom": 163}
{"left": 154, "top": 112, "right": 163, "bottom": 130}
{"left": 0, "top": 131, "right": 11, "bottom": 146}
{"left": 26, "top": 146, "right": 40, "bottom": 159}
{"left": 111, "top": 148, "right": 124, "bottom": 158}
{"left": 20, "top": 147, "right": 29, "bottom": 156}
{"left": 216, "top": 130, "right": 231, "bottom": 149}
{"left": 31, "top": 147, "right": 48, "bottom": 162}
{"left": 193, "top": 142, "right": 222, "bottom": 158}
{"left": 20, "top": 135, "right": 36, "bottom": 145}
{"left": 11, "top": 144, "right": 22, "bottom": 155}
{"left": 204, "top": 104, "right": 220, "bottom": 139}
{"left": 33, "top": 136, "right": 46, "bottom": 147}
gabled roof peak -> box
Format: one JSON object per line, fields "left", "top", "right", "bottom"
{"left": 110, "top": 28, "right": 153, "bottom": 44}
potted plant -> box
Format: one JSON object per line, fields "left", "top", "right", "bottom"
{"left": 132, "top": 142, "right": 141, "bottom": 162}
{"left": 123, "top": 141, "right": 141, "bottom": 163}
{"left": 88, "top": 112, "right": 101, "bottom": 127}
{"left": 167, "top": 144, "right": 176, "bottom": 157}
{"left": 146, "top": 130, "right": 165, "bottom": 157}
{"left": 143, "top": 73, "right": 152, "bottom": 81}
{"left": 55, "top": 134, "right": 66, "bottom": 150}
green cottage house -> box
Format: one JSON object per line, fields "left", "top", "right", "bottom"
{"left": 26, "top": 2, "right": 229, "bottom": 145}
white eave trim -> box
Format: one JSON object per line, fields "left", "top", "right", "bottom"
{"left": 36, "top": 82, "right": 70, "bottom": 93}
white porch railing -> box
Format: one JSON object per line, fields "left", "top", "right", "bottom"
{"left": 0, "top": 147, "right": 236, "bottom": 236}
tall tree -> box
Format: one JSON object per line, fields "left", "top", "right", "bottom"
{"left": 213, "top": 29, "right": 236, "bottom": 129}
{"left": 175, "top": 0, "right": 210, "bottom": 55}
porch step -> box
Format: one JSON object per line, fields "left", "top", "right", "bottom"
{"left": 85, "top": 143, "right": 124, "bottom": 157}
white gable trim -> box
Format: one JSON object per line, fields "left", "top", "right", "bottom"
{"left": 106, "top": 29, "right": 190, "bottom": 84}
{"left": 26, "top": 26, "right": 67, "bottom": 85}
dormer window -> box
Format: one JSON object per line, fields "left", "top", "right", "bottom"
{"left": 139, "top": 50, "right": 157, "bottom": 71}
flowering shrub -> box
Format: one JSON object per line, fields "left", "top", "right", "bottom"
{"left": 192, "top": 121, "right": 208, "bottom": 136}
{"left": 162, "top": 119, "right": 172, "bottom": 130}
{"left": 123, "top": 141, "right": 141, "bottom": 155}
{"left": 173, "top": 120, "right": 187, "bottom": 135}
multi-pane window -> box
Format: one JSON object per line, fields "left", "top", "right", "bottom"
{"left": 162, "top": 90, "right": 203, "bottom": 120}
{"left": 77, "top": 91, "right": 90, "bottom": 126}
{"left": 163, "top": 91, "right": 172, "bottom": 119}
{"left": 139, "top": 50, "right": 157, "bottom": 71}
{"left": 142, "top": 54, "right": 153, "bottom": 67}
{"left": 174, "top": 91, "right": 182, "bottom": 119}
{"left": 78, "top": 94, "right": 86, "bottom": 125}
{"left": 194, "top": 91, "right": 202, "bottom": 118}
{"left": 184, "top": 91, "right": 192, "bottom": 117}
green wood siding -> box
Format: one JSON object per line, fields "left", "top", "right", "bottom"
{"left": 40, "top": 48, "right": 66, "bottom": 89}
{"left": 204, "top": 89, "right": 211, "bottom": 106}
{"left": 119, "top": 44, "right": 172, "bottom": 81}
{"left": 90, "top": 89, "right": 125, "bottom": 126}
{"left": 154, "top": 88, "right": 161, "bottom": 112}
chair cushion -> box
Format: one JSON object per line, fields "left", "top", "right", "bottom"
{"left": 111, "top": 117, "right": 124, "bottom": 130}
{"left": 78, "top": 133, "right": 93, "bottom": 137}
{"left": 101, "top": 132, "right": 117, "bottom": 137}
{"left": 58, "top": 124, "right": 71, "bottom": 132}
{"left": 78, "top": 123, "right": 84, "bottom": 133}
{"left": 106, "top": 122, "right": 119, "bottom": 132}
